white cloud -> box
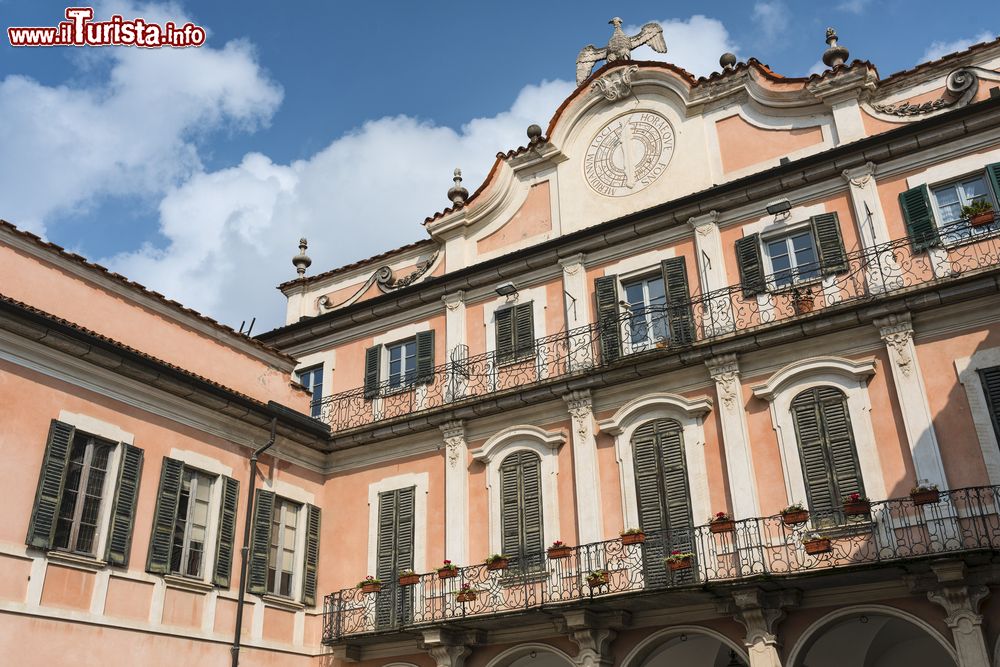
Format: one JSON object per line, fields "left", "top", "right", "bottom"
{"left": 920, "top": 32, "right": 995, "bottom": 63}
{"left": 625, "top": 16, "right": 741, "bottom": 76}
{"left": 808, "top": 60, "right": 827, "bottom": 76}
{"left": 837, "top": 0, "right": 870, "bottom": 14}
{"left": 751, "top": 2, "right": 790, "bottom": 44}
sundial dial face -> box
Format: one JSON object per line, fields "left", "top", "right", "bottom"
{"left": 583, "top": 110, "right": 675, "bottom": 197}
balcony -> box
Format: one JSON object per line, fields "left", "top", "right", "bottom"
{"left": 316, "top": 219, "right": 1000, "bottom": 433}
{"left": 323, "top": 485, "right": 1000, "bottom": 643}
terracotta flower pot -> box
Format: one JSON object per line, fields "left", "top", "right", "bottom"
{"left": 586, "top": 574, "right": 609, "bottom": 588}
{"left": 486, "top": 558, "right": 509, "bottom": 571}
{"left": 456, "top": 591, "right": 476, "bottom": 603}
{"left": 910, "top": 489, "right": 940, "bottom": 506}
{"left": 547, "top": 546, "right": 572, "bottom": 559}
{"left": 709, "top": 519, "right": 735, "bottom": 534}
{"left": 969, "top": 212, "right": 995, "bottom": 227}
{"left": 794, "top": 296, "right": 816, "bottom": 314}
{"left": 360, "top": 583, "right": 381, "bottom": 594}
{"left": 438, "top": 568, "right": 458, "bottom": 579}
{"left": 781, "top": 510, "right": 809, "bottom": 525}
{"left": 398, "top": 575, "right": 420, "bottom": 586}
{"left": 667, "top": 557, "right": 692, "bottom": 571}
{"left": 621, "top": 532, "right": 646, "bottom": 545}
{"left": 804, "top": 538, "right": 832, "bottom": 555}
{"left": 843, "top": 500, "right": 871, "bottom": 516}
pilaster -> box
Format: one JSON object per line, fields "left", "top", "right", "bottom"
{"left": 557, "top": 610, "right": 631, "bottom": 667}
{"left": 441, "top": 420, "right": 469, "bottom": 564}
{"left": 688, "top": 211, "right": 734, "bottom": 335}
{"left": 706, "top": 354, "right": 760, "bottom": 518}
{"left": 720, "top": 588, "right": 799, "bottom": 667}
{"left": 563, "top": 390, "right": 603, "bottom": 544}
{"left": 443, "top": 291, "right": 467, "bottom": 401}
{"left": 841, "top": 162, "right": 901, "bottom": 293}
{"left": 421, "top": 628, "right": 484, "bottom": 667}
{"left": 560, "top": 254, "right": 593, "bottom": 372}
{"left": 908, "top": 560, "right": 992, "bottom": 667}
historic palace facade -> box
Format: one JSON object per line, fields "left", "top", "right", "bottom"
{"left": 4, "top": 24, "right": 1000, "bottom": 667}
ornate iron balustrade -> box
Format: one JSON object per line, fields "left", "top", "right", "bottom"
{"left": 323, "top": 485, "right": 1000, "bottom": 643}
{"left": 316, "top": 219, "right": 1000, "bottom": 432}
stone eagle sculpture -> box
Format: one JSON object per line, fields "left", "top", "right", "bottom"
{"left": 576, "top": 17, "right": 668, "bottom": 85}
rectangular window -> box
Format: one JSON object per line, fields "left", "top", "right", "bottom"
{"left": 53, "top": 433, "right": 116, "bottom": 555}
{"left": 979, "top": 366, "right": 1000, "bottom": 445}
{"left": 765, "top": 230, "right": 820, "bottom": 289}
{"left": 297, "top": 365, "right": 324, "bottom": 418}
{"left": 932, "top": 176, "right": 991, "bottom": 225}
{"left": 495, "top": 302, "right": 535, "bottom": 365}
{"left": 267, "top": 498, "right": 300, "bottom": 597}
{"left": 622, "top": 275, "right": 669, "bottom": 347}
{"left": 387, "top": 339, "right": 417, "bottom": 389}
{"left": 169, "top": 468, "right": 214, "bottom": 578}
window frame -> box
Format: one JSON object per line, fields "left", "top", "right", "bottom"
{"left": 384, "top": 337, "right": 419, "bottom": 391}
{"left": 296, "top": 364, "right": 325, "bottom": 418}
{"left": 621, "top": 272, "right": 670, "bottom": 349}
{"left": 53, "top": 432, "right": 120, "bottom": 558}
{"left": 928, "top": 169, "right": 1000, "bottom": 239}
{"left": 760, "top": 224, "right": 822, "bottom": 292}
{"left": 169, "top": 467, "right": 217, "bottom": 580}
{"left": 266, "top": 496, "right": 302, "bottom": 599}
{"left": 494, "top": 301, "right": 536, "bottom": 367}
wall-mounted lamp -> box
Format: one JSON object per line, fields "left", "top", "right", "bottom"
{"left": 766, "top": 198, "right": 792, "bottom": 215}
{"left": 495, "top": 281, "right": 518, "bottom": 297}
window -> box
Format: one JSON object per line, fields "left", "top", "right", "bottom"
{"left": 297, "top": 365, "right": 324, "bottom": 418}
{"left": 170, "top": 468, "right": 213, "bottom": 578}
{"left": 387, "top": 339, "right": 417, "bottom": 389}
{"left": 495, "top": 303, "right": 534, "bottom": 365}
{"left": 932, "top": 175, "right": 992, "bottom": 225}
{"left": 900, "top": 163, "right": 1000, "bottom": 251}
{"left": 736, "top": 213, "right": 846, "bottom": 296}
{"left": 53, "top": 433, "right": 116, "bottom": 555}
{"left": 268, "top": 498, "right": 300, "bottom": 597}
{"left": 622, "top": 275, "right": 669, "bottom": 346}
{"left": 765, "top": 230, "right": 821, "bottom": 289}
{"left": 363, "top": 331, "right": 435, "bottom": 399}
{"left": 375, "top": 487, "right": 415, "bottom": 628}
{"left": 980, "top": 366, "right": 1000, "bottom": 445}
{"left": 248, "top": 489, "right": 321, "bottom": 605}
{"left": 499, "top": 451, "right": 544, "bottom": 569}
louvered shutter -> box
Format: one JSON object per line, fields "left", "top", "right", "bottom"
{"left": 212, "top": 475, "right": 239, "bottom": 588}
{"left": 106, "top": 444, "right": 144, "bottom": 566}
{"left": 514, "top": 303, "right": 535, "bottom": 361}
{"left": 818, "top": 387, "right": 864, "bottom": 501}
{"left": 986, "top": 163, "right": 1000, "bottom": 204}
{"left": 811, "top": 213, "right": 847, "bottom": 275}
{"left": 899, "top": 185, "right": 939, "bottom": 252}
{"left": 375, "top": 488, "right": 415, "bottom": 629}
{"left": 632, "top": 422, "right": 666, "bottom": 585}
{"left": 393, "top": 490, "right": 414, "bottom": 624}
{"left": 26, "top": 420, "right": 76, "bottom": 550}
{"left": 792, "top": 391, "right": 835, "bottom": 516}
{"left": 594, "top": 275, "right": 622, "bottom": 363}
{"left": 979, "top": 366, "right": 1000, "bottom": 443}
{"left": 414, "top": 330, "right": 435, "bottom": 384}
{"left": 247, "top": 489, "right": 274, "bottom": 595}
{"left": 736, "top": 234, "right": 765, "bottom": 296}
{"left": 499, "top": 458, "right": 522, "bottom": 561}
{"left": 660, "top": 257, "right": 695, "bottom": 346}
{"left": 146, "top": 457, "right": 184, "bottom": 574}
{"left": 658, "top": 420, "right": 694, "bottom": 583}
{"left": 495, "top": 306, "right": 515, "bottom": 365}
{"left": 301, "top": 503, "right": 321, "bottom": 606}
{"left": 364, "top": 345, "right": 382, "bottom": 399}
{"left": 520, "top": 453, "right": 544, "bottom": 569}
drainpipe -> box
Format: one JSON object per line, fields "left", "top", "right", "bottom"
{"left": 231, "top": 417, "right": 277, "bottom": 667}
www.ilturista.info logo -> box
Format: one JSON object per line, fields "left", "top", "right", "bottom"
{"left": 8, "top": 7, "right": 206, "bottom": 48}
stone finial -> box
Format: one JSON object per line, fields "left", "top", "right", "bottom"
{"left": 527, "top": 124, "right": 543, "bottom": 144}
{"left": 720, "top": 52, "right": 737, "bottom": 71}
{"left": 447, "top": 168, "right": 469, "bottom": 206}
{"left": 292, "top": 238, "right": 312, "bottom": 277}
{"left": 822, "top": 27, "right": 850, "bottom": 68}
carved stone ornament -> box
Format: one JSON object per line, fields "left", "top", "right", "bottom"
{"left": 592, "top": 64, "right": 639, "bottom": 101}
{"left": 564, "top": 390, "right": 594, "bottom": 441}
{"left": 576, "top": 18, "right": 666, "bottom": 85}
{"left": 318, "top": 248, "right": 440, "bottom": 311}
{"left": 583, "top": 110, "right": 675, "bottom": 197}
{"left": 879, "top": 320, "right": 914, "bottom": 378}
{"left": 842, "top": 161, "right": 877, "bottom": 189}
{"left": 869, "top": 68, "right": 980, "bottom": 117}
{"left": 707, "top": 356, "right": 741, "bottom": 411}
{"left": 440, "top": 420, "right": 466, "bottom": 469}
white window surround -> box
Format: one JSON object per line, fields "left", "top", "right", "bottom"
{"left": 602, "top": 247, "right": 675, "bottom": 281}
{"left": 751, "top": 356, "right": 886, "bottom": 507}
{"left": 373, "top": 322, "right": 431, "bottom": 391}
{"left": 259, "top": 478, "right": 314, "bottom": 601}
{"left": 166, "top": 448, "right": 232, "bottom": 583}
{"left": 366, "top": 472, "right": 429, "bottom": 575}
{"left": 955, "top": 347, "right": 1000, "bottom": 486}
{"left": 293, "top": 349, "right": 335, "bottom": 403}
{"left": 483, "top": 286, "right": 547, "bottom": 359}
{"left": 904, "top": 148, "right": 1000, "bottom": 190}
{"left": 469, "top": 425, "right": 565, "bottom": 555}
{"left": 595, "top": 393, "right": 713, "bottom": 530}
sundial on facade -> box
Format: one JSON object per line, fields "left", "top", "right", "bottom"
{"left": 583, "top": 110, "right": 675, "bottom": 197}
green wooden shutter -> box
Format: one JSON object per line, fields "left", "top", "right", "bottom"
{"left": 818, "top": 387, "right": 864, "bottom": 502}
{"left": 986, "top": 163, "right": 1000, "bottom": 204}
{"left": 632, "top": 422, "right": 666, "bottom": 585}
{"left": 301, "top": 503, "right": 321, "bottom": 606}
{"left": 594, "top": 275, "right": 622, "bottom": 363}
{"left": 146, "top": 457, "right": 184, "bottom": 574}
{"left": 979, "top": 366, "right": 1000, "bottom": 444}
{"left": 514, "top": 303, "right": 535, "bottom": 361}
{"left": 899, "top": 185, "right": 939, "bottom": 252}
{"left": 495, "top": 306, "right": 515, "bottom": 365}
{"left": 735, "top": 234, "right": 765, "bottom": 296}
{"left": 660, "top": 257, "right": 695, "bottom": 346}
{"left": 499, "top": 457, "right": 522, "bottom": 559}
{"left": 105, "top": 444, "right": 144, "bottom": 566}
{"left": 414, "top": 330, "right": 435, "bottom": 384}
{"left": 811, "top": 213, "right": 847, "bottom": 275}
{"left": 26, "top": 420, "right": 76, "bottom": 550}
{"left": 363, "top": 345, "right": 382, "bottom": 399}
{"left": 520, "top": 452, "right": 544, "bottom": 569}
{"left": 212, "top": 475, "right": 239, "bottom": 588}
{"left": 792, "top": 390, "right": 835, "bottom": 515}
{"left": 248, "top": 489, "right": 274, "bottom": 595}
{"left": 375, "top": 487, "right": 414, "bottom": 628}
{"left": 658, "top": 420, "right": 694, "bottom": 582}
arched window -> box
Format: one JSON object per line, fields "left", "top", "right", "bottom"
{"left": 499, "top": 450, "right": 544, "bottom": 568}
{"left": 791, "top": 386, "right": 864, "bottom": 517}
{"left": 632, "top": 418, "right": 693, "bottom": 582}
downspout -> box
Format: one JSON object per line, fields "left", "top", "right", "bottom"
{"left": 231, "top": 417, "right": 277, "bottom": 667}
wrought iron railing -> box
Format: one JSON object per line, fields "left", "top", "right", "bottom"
{"left": 317, "top": 218, "right": 1000, "bottom": 432}
{"left": 323, "top": 485, "right": 1000, "bottom": 642}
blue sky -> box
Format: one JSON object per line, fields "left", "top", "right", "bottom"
{"left": 0, "top": 1, "right": 996, "bottom": 330}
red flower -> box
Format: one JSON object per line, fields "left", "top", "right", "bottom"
{"left": 443, "top": 559, "right": 451, "bottom": 565}
{"left": 848, "top": 493, "right": 860, "bottom": 501}
{"left": 715, "top": 511, "right": 727, "bottom": 518}
{"left": 671, "top": 550, "right": 681, "bottom": 555}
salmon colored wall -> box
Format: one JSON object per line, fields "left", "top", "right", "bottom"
{"left": 476, "top": 181, "right": 552, "bottom": 255}
{"left": 716, "top": 115, "right": 824, "bottom": 173}
{"left": 161, "top": 588, "right": 202, "bottom": 629}
{"left": 862, "top": 84, "right": 999, "bottom": 137}
{"left": 104, "top": 577, "right": 154, "bottom": 622}
{"left": 39, "top": 565, "right": 94, "bottom": 611}
{"left": 262, "top": 607, "right": 296, "bottom": 643}
{"left": 584, "top": 237, "right": 701, "bottom": 304}
{"left": 0, "top": 243, "right": 306, "bottom": 411}
{"left": 463, "top": 277, "right": 566, "bottom": 359}
{"left": 0, "top": 554, "right": 31, "bottom": 602}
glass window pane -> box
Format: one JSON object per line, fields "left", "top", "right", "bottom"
{"left": 623, "top": 281, "right": 644, "bottom": 308}
{"left": 646, "top": 276, "right": 666, "bottom": 304}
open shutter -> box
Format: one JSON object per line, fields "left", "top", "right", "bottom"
{"left": 899, "top": 185, "right": 939, "bottom": 252}
{"left": 520, "top": 453, "right": 544, "bottom": 569}
{"left": 811, "top": 213, "right": 847, "bottom": 275}
{"left": 594, "top": 275, "right": 622, "bottom": 363}
{"left": 979, "top": 366, "right": 1000, "bottom": 443}
{"left": 364, "top": 345, "right": 382, "bottom": 399}
{"left": 212, "top": 475, "right": 239, "bottom": 588}
{"left": 106, "top": 444, "right": 144, "bottom": 566}
{"left": 414, "top": 330, "right": 435, "bottom": 384}
{"left": 632, "top": 422, "right": 666, "bottom": 585}
{"left": 660, "top": 257, "right": 695, "bottom": 346}
{"left": 301, "top": 503, "right": 321, "bottom": 606}
{"left": 735, "top": 234, "right": 765, "bottom": 296}
{"left": 986, "top": 163, "right": 1000, "bottom": 204}
{"left": 248, "top": 489, "right": 274, "bottom": 595}
{"left": 26, "top": 420, "right": 76, "bottom": 550}
{"left": 514, "top": 303, "right": 535, "bottom": 361}
{"left": 818, "top": 387, "right": 864, "bottom": 502}
{"left": 495, "top": 306, "right": 514, "bottom": 365}
{"left": 792, "top": 390, "right": 836, "bottom": 516}
{"left": 146, "top": 457, "right": 184, "bottom": 574}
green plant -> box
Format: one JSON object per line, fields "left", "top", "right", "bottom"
{"left": 549, "top": 540, "right": 565, "bottom": 548}
{"left": 664, "top": 550, "right": 693, "bottom": 563}
{"left": 781, "top": 502, "right": 805, "bottom": 514}
{"left": 962, "top": 200, "right": 994, "bottom": 217}
{"left": 484, "top": 553, "right": 509, "bottom": 565}
{"left": 843, "top": 492, "right": 869, "bottom": 503}
{"left": 456, "top": 583, "right": 478, "bottom": 594}
{"left": 586, "top": 569, "right": 609, "bottom": 585}
{"left": 709, "top": 511, "right": 732, "bottom": 523}
{"left": 911, "top": 481, "right": 938, "bottom": 493}
{"left": 801, "top": 532, "right": 827, "bottom": 544}
{"left": 357, "top": 575, "right": 381, "bottom": 588}
{"left": 398, "top": 569, "right": 416, "bottom": 577}
{"left": 438, "top": 560, "right": 457, "bottom": 571}
{"left": 620, "top": 528, "right": 644, "bottom": 535}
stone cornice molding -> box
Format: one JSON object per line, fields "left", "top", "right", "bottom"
{"left": 597, "top": 392, "right": 713, "bottom": 435}
{"left": 751, "top": 355, "right": 878, "bottom": 401}
{"left": 470, "top": 424, "right": 566, "bottom": 463}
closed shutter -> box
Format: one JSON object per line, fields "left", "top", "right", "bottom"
{"left": 301, "top": 503, "right": 321, "bottom": 606}
{"left": 495, "top": 306, "right": 514, "bottom": 365}
{"left": 899, "top": 185, "right": 939, "bottom": 252}
{"left": 736, "top": 234, "right": 765, "bottom": 296}
{"left": 26, "top": 420, "right": 76, "bottom": 550}
{"left": 364, "top": 344, "right": 382, "bottom": 399}
{"left": 514, "top": 303, "right": 535, "bottom": 361}
{"left": 414, "top": 330, "right": 435, "bottom": 384}
{"left": 811, "top": 213, "right": 847, "bottom": 275}
{"left": 146, "top": 457, "right": 184, "bottom": 574}
{"left": 375, "top": 487, "right": 415, "bottom": 628}
{"left": 820, "top": 387, "right": 864, "bottom": 501}
{"left": 979, "top": 366, "right": 1000, "bottom": 444}
{"left": 660, "top": 257, "right": 695, "bottom": 346}
{"left": 105, "top": 444, "right": 144, "bottom": 566}
{"left": 500, "top": 451, "right": 544, "bottom": 570}
{"left": 247, "top": 489, "right": 274, "bottom": 595}
{"left": 632, "top": 422, "right": 666, "bottom": 586}
{"left": 212, "top": 475, "right": 240, "bottom": 588}
{"left": 986, "top": 163, "right": 1000, "bottom": 203}
{"left": 594, "top": 275, "right": 622, "bottom": 363}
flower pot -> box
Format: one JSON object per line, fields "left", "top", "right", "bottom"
{"left": 794, "top": 296, "right": 816, "bottom": 315}
{"left": 621, "top": 532, "right": 646, "bottom": 545}
{"left": 486, "top": 558, "right": 509, "bottom": 571}
{"left": 456, "top": 591, "right": 476, "bottom": 603}
{"left": 438, "top": 568, "right": 458, "bottom": 580}
{"left": 360, "top": 583, "right": 382, "bottom": 594}
{"left": 398, "top": 575, "right": 420, "bottom": 586}
{"left": 547, "top": 546, "right": 572, "bottom": 559}
{"left": 666, "top": 558, "right": 692, "bottom": 571}
{"left": 803, "top": 538, "right": 832, "bottom": 555}
{"left": 969, "top": 212, "right": 995, "bottom": 227}
{"left": 709, "top": 520, "right": 735, "bottom": 534}
{"left": 781, "top": 510, "right": 809, "bottom": 525}
{"left": 910, "top": 489, "right": 940, "bottom": 506}
{"left": 586, "top": 574, "right": 609, "bottom": 588}
{"left": 843, "top": 500, "right": 871, "bottom": 516}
